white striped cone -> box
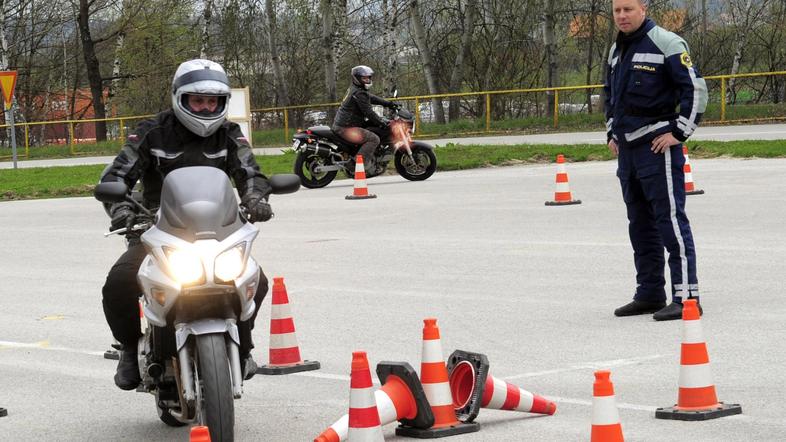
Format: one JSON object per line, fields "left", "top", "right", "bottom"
{"left": 655, "top": 299, "right": 742, "bottom": 420}
{"left": 545, "top": 154, "right": 581, "bottom": 205}
{"left": 480, "top": 373, "right": 556, "bottom": 415}
{"left": 419, "top": 318, "right": 462, "bottom": 429}
{"left": 591, "top": 370, "right": 624, "bottom": 442}
{"left": 314, "top": 388, "right": 411, "bottom": 442}
{"left": 347, "top": 351, "right": 384, "bottom": 442}
{"left": 683, "top": 146, "right": 704, "bottom": 195}
{"left": 346, "top": 155, "right": 377, "bottom": 200}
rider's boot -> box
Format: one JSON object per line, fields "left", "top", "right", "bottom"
{"left": 114, "top": 348, "right": 141, "bottom": 390}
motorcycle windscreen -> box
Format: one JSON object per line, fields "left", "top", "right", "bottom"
{"left": 157, "top": 166, "right": 244, "bottom": 242}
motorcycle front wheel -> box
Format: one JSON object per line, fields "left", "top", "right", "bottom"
{"left": 394, "top": 145, "right": 437, "bottom": 181}
{"left": 294, "top": 151, "right": 338, "bottom": 188}
{"left": 196, "top": 333, "right": 234, "bottom": 442}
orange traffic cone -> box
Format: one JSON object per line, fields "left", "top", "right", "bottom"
{"left": 591, "top": 370, "right": 624, "bottom": 442}
{"left": 545, "top": 154, "right": 581, "bottom": 205}
{"left": 257, "top": 277, "right": 320, "bottom": 375}
{"left": 396, "top": 318, "right": 479, "bottom": 438}
{"left": 314, "top": 362, "right": 434, "bottom": 442}
{"left": 347, "top": 351, "right": 384, "bottom": 441}
{"left": 655, "top": 299, "right": 741, "bottom": 420}
{"left": 346, "top": 155, "right": 377, "bottom": 200}
{"left": 190, "top": 425, "right": 211, "bottom": 442}
{"left": 447, "top": 350, "right": 556, "bottom": 422}
{"left": 683, "top": 145, "right": 704, "bottom": 195}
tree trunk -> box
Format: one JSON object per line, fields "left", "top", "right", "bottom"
{"left": 585, "top": 0, "right": 598, "bottom": 114}
{"left": 265, "top": 0, "right": 289, "bottom": 107}
{"left": 333, "top": 0, "right": 348, "bottom": 94}
{"left": 201, "top": 0, "right": 214, "bottom": 59}
{"left": 321, "top": 0, "right": 337, "bottom": 120}
{"left": 600, "top": 9, "right": 617, "bottom": 110}
{"left": 107, "top": 30, "right": 125, "bottom": 119}
{"left": 448, "top": 0, "right": 477, "bottom": 122}
{"left": 77, "top": 0, "right": 107, "bottom": 142}
{"left": 543, "top": 0, "right": 557, "bottom": 117}
{"left": 409, "top": 0, "right": 445, "bottom": 124}
{"left": 382, "top": 0, "right": 399, "bottom": 95}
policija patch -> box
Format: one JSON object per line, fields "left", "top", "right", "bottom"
{"left": 680, "top": 52, "right": 693, "bottom": 68}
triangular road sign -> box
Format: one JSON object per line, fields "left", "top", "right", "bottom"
{"left": 0, "top": 71, "right": 18, "bottom": 110}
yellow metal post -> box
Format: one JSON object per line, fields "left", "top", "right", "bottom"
{"left": 720, "top": 77, "right": 726, "bottom": 121}
{"left": 69, "top": 122, "right": 75, "bottom": 155}
{"left": 119, "top": 118, "right": 125, "bottom": 141}
{"left": 283, "top": 109, "right": 289, "bottom": 143}
{"left": 414, "top": 98, "right": 421, "bottom": 135}
{"left": 24, "top": 124, "right": 29, "bottom": 158}
{"left": 485, "top": 94, "right": 491, "bottom": 132}
{"left": 553, "top": 90, "right": 560, "bottom": 128}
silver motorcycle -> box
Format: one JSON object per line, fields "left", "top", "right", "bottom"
{"left": 95, "top": 166, "right": 300, "bottom": 441}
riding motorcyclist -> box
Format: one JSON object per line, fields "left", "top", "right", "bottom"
{"left": 332, "top": 65, "right": 399, "bottom": 174}
{"left": 100, "top": 59, "right": 272, "bottom": 390}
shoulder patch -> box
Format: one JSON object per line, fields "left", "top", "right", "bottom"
{"left": 680, "top": 52, "right": 693, "bottom": 68}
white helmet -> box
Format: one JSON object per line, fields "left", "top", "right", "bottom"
{"left": 171, "top": 59, "right": 231, "bottom": 137}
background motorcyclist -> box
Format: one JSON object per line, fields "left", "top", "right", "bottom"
{"left": 100, "top": 59, "right": 272, "bottom": 390}
{"left": 332, "top": 65, "right": 399, "bottom": 174}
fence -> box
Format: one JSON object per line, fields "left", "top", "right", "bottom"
{"left": 2, "top": 71, "right": 785, "bottom": 158}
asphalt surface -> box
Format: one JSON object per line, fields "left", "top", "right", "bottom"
{"left": 1, "top": 156, "right": 785, "bottom": 441}
{"left": 2, "top": 123, "right": 785, "bottom": 169}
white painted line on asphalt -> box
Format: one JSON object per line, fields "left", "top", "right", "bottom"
{"left": 500, "top": 354, "right": 666, "bottom": 380}
{"left": 544, "top": 395, "right": 657, "bottom": 412}
{"left": 0, "top": 340, "right": 105, "bottom": 357}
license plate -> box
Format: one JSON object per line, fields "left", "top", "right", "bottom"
{"left": 292, "top": 140, "right": 301, "bottom": 149}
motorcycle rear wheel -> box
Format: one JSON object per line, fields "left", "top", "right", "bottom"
{"left": 294, "top": 152, "right": 338, "bottom": 188}
{"left": 196, "top": 334, "right": 234, "bottom": 442}
{"left": 394, "top": 146, "right": 437, "bottom": 181}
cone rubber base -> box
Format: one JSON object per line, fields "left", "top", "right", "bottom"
{"left": 257, "top": 359, "right": 320, "bottom": 375}
{"left": 1, "top": 407, "right": 7, "bottom": 417}
{"left": 345, "top": 194, "right": 377, "bottom": 200}
{"left": 377, "top": 361, "right": 435, "bottom": 430}
{"left": 395, "top": 421, "right": 480, "bottom": 438}
{"left": 446, "top": 350, "right": 490, "bottom": 423}
{"left": 545, "top": 199, "right": 581, "bottom": 206}
{"left": 686, "top": 189, "right": 705, "bottom": 195}
{"left": 103, "top": 349, "right": 120, "bottom": 360}
{"left": 655, "top": 402, "right": 741, "bottom": 421}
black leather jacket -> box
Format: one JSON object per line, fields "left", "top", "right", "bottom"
{"left": 333, "top": 84, "right": 394, "bottom": 129}
{"left": 101, "top": 109, "right": 271, "bottom": 209}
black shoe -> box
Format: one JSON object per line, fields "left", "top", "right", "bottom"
{"left": 114, "top": 350, "right": 141, "bottom": 390}
{"left": 242, "top": 354, "right": 258, "bottom": 381}
{"left": 653, "top": 300, "right": 703, "bottom": 321}
{"left": 614, "top": 300, "right": 667, "bottom": 317}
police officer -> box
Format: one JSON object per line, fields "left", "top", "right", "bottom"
{"left": 332, "top": 65, "right": 399, "bottom": 174}
{"left": 604, "top": 0, "right": 708, "bottom": 321}
{"left": 101, "top": 59, "right": 273, "bottom": 389}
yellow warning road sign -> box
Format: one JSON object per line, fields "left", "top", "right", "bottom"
{"left": 0, "top": 70, "right": 18, "bottom": 110}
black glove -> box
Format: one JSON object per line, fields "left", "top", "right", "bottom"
{"left": 109, "top": 202, "right": 135, "bottom": 232}
{"left": 380, "top": 117, "right": 391, "bottom": 127}
{"left": 241, "top": 193, "right": 273, "bottom": 223}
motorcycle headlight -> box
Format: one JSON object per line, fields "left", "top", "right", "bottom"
{"left": 164, "top": 247, "right": 204, "bottom": 285}
{"left": 214, "top": 244, "right": 246, "bottom": 282}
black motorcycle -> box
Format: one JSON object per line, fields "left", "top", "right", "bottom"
{"left": 292, "top": 102, "right": 437, "bottom": 188}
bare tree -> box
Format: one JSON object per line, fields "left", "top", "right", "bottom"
{"left": 200, "top": 0, "right": 214, "bottom": 59}
{"left": 447, "top": 0, "right": 478, "bottom": 121}
{"left": 321, "top": 0, "right": 337, "bottom": 120}
{"left": 265, "top": 0, "right": 289, "bottom": 107}
{"left": 408, "top": 0, "right": 445, "bottom": 124}
{"left": 76, "top": 0, "right": 109, "bottom": 141}
{"left": 726, "top": 0, "right": 771, "bottom": 102}
{"left": 543, "top": 0, "right": 557, "bottom": 116}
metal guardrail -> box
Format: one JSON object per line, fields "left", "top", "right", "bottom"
{"left": 2, "top": 71, "right": 785, "bottom": 156}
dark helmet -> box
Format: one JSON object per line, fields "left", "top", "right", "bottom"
{"left": 351, "top": 65, "right": 374, "bottom": 90}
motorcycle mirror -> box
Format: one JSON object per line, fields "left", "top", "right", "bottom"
{"left": 269, "top": 174, "right": 301, "bottom": 195}
{"left": 94, "top": 181, "right": 129, "bottom": 203}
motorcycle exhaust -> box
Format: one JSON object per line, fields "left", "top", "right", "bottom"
{"left": 147, "top": 363, "right": 164, "bottom": 379}
{"left": 303, "top": 143, "right": 332, "bottom": 158}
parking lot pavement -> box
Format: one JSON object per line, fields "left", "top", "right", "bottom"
{"left": 1, "top": 158, "right": 785, "bottom": 441}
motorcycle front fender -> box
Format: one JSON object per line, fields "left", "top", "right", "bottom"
{"left": 411, "top": 140, "right": 435, "bottom": 151}
{"left": 175, "top": 319, "right": 240, "bottom": 351}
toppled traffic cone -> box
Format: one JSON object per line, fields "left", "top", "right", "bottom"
{"left": 655, "top": 299, "right": 741, "bottom": 420}
{"left": 347, "top": 351, "right": 384, "bottom": 441}
{"left": 545, "top": 154, "right": 581, "bottom": 206}
{"left": 591, "top": 370, "right": 624, "bottom": 442}
{"left": 683, "top": 145, "right": 704, "bottom": 195}
{"left": 346, "top": 154, "right": 377, "bottom": 200}
{"left": 396, "top": 318, "right": 479, "bottom": 438}
{"left": 447, "top": 350, "right": 556, "bottom": 423}
{"left": 257, "top": 277, "right": 320, "bottom": 375}
{"left": 190, "top": 425, "right": 211, "bottom": 442}
{"left": 314, "top": 362, "right": 434, "bottom": 442}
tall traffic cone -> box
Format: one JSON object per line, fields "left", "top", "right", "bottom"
{"left": 257, "top": 277, "right": 320, "bottom": 375}
{"left": 655, "top": 299, "right": 741, "bottom": 420}
{"left": 545, "top": 154, "right": 581, "bottom": 205}
{"left": 683, "top": 145, "right": 704, "bottom": 195}
{"left": 314, "top": 362, "right": 434, "bottom": 442}
{"left": 447, "top": 350, "right": 556, "bottom": 423}
{"left": 396, "top": 318, "right": 479, "bottom": 438}
{"left": 190, "top": 425, "right": 211, "bottom": 442}
{"left": 347, "top": 351, "right": 384, "bottom": 441}
{"left": 345, "top": 154, "right": 377, "bottom": 200}
{"left": 591, "top": 370, "right": 624, "bottom": 442}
